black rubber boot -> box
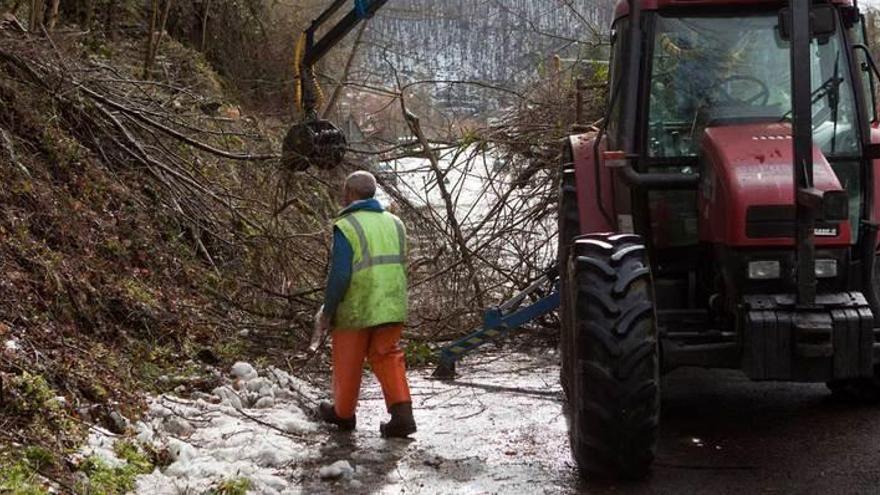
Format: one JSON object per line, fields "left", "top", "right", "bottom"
{"left": 380, "top": 402, "right": 416, "bottom": 438}
{"left": 318, "top": 401, "right": 356, "bottom": 431}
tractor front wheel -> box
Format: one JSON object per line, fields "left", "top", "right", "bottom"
{"left": 562, "top": 233, "right": 660, "bottom": 480}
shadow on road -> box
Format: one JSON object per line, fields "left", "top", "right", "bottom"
{"left": 300, "top": 430, "right": 414, "bottom": 494}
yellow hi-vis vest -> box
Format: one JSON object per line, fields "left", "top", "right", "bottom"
{"left": 332, "top": 210, "right": 408, "bottom": 329}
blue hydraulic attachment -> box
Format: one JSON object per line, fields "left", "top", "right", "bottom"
{"left": 432, "top": 267, "right": 560, "bottom": 379}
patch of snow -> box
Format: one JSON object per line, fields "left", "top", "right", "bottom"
{"left": 211, "top": 385, "right": 243, "bottom": 410}
{"left": 163, "top": 416, "right": 194, "bottom": 437}
{"left": 246, "top": 376, "right": 273, "bottom": 394}
{"left": 318, "top": 460, "right": 354, "bottom": 480}
{"left": 230, "top": 361, "right": 258, "bottom": 381}
{"left": 167, "top": 438, "right": 198, "bottom": 463}
{"left": 254, "top": 396, "right": 275, "bottom": 409}
{"left": 135, "top": 421, "right": 154, "bottom": 444}
{"left": 264, "top": 408, "right": 318, "bottom": 435}
{"left": 81, "top": 427, "right": 124, "bottom": 468}
{"left": 134, "top": 364, "right": 325, "bottom": 494}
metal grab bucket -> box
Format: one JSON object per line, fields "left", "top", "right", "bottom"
{"left": 281, "top": 119, "right": 347, "bottom": 171}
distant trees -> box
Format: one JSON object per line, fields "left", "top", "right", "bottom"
{"left": 0, "top": 0, "right": 339, "bottom": 108}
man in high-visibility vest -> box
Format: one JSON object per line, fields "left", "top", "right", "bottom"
{"left": 314, "top": 171, "right": 416, "bottom": 437}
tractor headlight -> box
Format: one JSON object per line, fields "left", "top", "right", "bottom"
{"left": 815, "top": 259, "right": 838, "bottom": 279}
{"left": 748, "top": 260, "right": 781, "bottom": 280}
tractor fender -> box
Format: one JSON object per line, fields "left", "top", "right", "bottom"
{"left": 870, "top": 128, "right": 880, "bottom": 237}
{"left": 567, "top": 133, "right": 616, "bottom": 234}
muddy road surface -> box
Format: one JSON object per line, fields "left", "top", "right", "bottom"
{"left": 304, "top": 350, "right": 880, "bottom": 494}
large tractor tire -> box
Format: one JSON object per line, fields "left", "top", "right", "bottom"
{"left": 563, "top": 233, "right": 660, "bottom": 479}
{"left": 558, "top": 160, "right": 579, "bottom": 398}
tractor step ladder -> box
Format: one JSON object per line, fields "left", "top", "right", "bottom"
{"left": 432, "top": 268, "right": 560, "bottom": 379}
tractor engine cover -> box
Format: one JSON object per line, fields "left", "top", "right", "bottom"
{"left": 281, "top": 120, "right": 347, "bottom": 171}
{"left": 698, "top": 122, "right": 851, "bottom": 248}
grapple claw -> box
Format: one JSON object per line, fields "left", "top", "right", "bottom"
{"left": 281, "top": 119, "right": 347, "bottom": 171}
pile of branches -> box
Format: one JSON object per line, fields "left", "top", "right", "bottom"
{"left": 350, "top": 61, "right": 606, "bottom": 341}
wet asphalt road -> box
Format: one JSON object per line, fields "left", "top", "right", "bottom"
{"left": 304, "top": 350, "right": 880, "bottom": 494}
{"left": 600, "top": 368, "right": 880, "bottom": 495}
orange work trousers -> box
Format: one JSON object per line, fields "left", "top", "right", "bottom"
{"left": 332, "top": 323, "right": 411, "bottom": 419}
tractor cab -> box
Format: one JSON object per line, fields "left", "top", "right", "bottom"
{"left": 605, "top": 2, "right": 871, "bottom": 250}
{"left": 558, "top": 0, "right": 880, "bottom": 481}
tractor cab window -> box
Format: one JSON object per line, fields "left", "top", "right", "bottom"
{"left": 648, "top": 13, "right": 860, "bottom": 159}
{"left": 606, "top": 19, "right": 629, "bottom": 150}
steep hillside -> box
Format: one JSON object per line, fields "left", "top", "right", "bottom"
{"left": 0, "top": 26, "right": 340, "bottom": 490}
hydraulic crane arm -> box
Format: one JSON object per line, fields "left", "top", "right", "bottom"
{"left": 298, "top": 0, "right": 389, "bottom": 117}
{"left": 303, "top": 0, "right": 388, "bottom": 68}
{"left": 284, "top": 0, "right": 388, "bottom": 172}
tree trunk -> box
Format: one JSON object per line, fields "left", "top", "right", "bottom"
{"left": 154, "top": 0, "right": 173, "bottom": 59}
{"left": 143, "top": 0, "right": 159, "bottom": 78}
{"left": 28, "top": 0, "right": 43, "bottom": 31}
{"left": 81, "top": 0, "right": 93, "bottom": 27}
{"left": 143, "top": 0, "right": 173, "bottom": 78}
{"left": 200, "top": 0, "right": 211, "bottom": 52}
{"left": 103, "top": 0, "right": 116, "bottom": 37}
{"left": 45, "top": 0, "right": 58, "bottom": 31}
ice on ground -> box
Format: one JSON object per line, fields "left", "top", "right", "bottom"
{"left": 254, "top": 396, "right": 275, "bottom": 409}
{"left": 81, "top": 427, "right": 124, "bottom": 467}
{"left": 135, "top": 421, "right": 154, "bottom": 444}
{"left": 318, "top": 460, "right": 354, "bottom": 479}
{"left": 230, "top": 361, "right": 258, "bottom": 381}
{"left": 211, "top": 385, "right": 244, "bottom": 410}
{"left": 162, "top": 416, "right": 194, "bottom": 437}
{"left": 132, "top": 362, "right": 325, "bottom": 495}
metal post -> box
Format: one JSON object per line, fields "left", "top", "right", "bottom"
{"left": 575, "top": 78, "right": 585, "bottom": 126}
{"left": 791, "top": 1, "right": 817, "bottom": 305}
{"left": 621, "top": 0, "right": 643, "bottom": 160}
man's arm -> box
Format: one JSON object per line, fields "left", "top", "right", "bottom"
{"left": 323, "top": 227, "right": 353, "bottom": 317}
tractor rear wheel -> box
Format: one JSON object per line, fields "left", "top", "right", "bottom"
{"left": 558, "top": 160, "right": 579, "bottom": 398}
{"left": 563, "top": 233, "right": 660, "bottom": 479}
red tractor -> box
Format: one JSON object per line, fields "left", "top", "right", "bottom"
{"left": 558, "top": 0, "right": 880, "bottom": 480}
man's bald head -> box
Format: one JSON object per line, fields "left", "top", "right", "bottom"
{"left": 344, "top": 171, "right": 377, "bottom": 204}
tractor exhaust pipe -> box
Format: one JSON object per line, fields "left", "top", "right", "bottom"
{"left": 790, "top": 1, "right": 817, "bottom": 306}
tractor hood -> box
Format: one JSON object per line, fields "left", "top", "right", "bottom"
{"left": 697, "top": 122, "right": 852, "bottom": 247}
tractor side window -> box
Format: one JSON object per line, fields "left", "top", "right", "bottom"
{"left": 850, "top": 15, "right": 878, "bottom": 123}
{"left": 606, "top": 19, "right": 629, "bottom": 150}
{"left": 810, "top": 29, "right": 860, "bottom": 158}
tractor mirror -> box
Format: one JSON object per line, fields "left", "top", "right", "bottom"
{"left": 778, "top": 5, "right": 836, "bottom": 43}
